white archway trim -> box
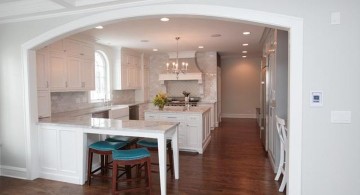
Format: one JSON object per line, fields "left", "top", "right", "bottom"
{"left": 21, "top": 4, "right": 303, "bottom": 195}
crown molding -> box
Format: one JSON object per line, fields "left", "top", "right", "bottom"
{"left": 0, "top": 0, "right": 174, "bottom": 24}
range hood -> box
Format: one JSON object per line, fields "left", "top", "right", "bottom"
{"left": 159, "top": 51, "right": 204, "bottom": 83}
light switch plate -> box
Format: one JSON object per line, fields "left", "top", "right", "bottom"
{"left": 331, "top": 111, "right": 351, "bottom": 124}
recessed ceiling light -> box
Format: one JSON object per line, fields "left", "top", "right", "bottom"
{"left": 211, "top": 34, "right": 222, "bottom": 37}
{"left": 160, "top": 17, "right": 170, "bottom": 22}
{"left": 141, "top": 40, "right": 149, "bottom": 42}
{"left": 242, "top": 43, "right": 249, "bottom": 46}
{"left": 242, "top": 51, "right": 248, "bottom": 53}
{"left": 243, "top": 31, "right": 251, "bottom": 35}
{"left": 95, "top": 26, "right": 103, "bottom": 29}
{"left": 153, "top": 48, "right": 158, "bottom": 51}
{"left": 242, "top": 55, "right": 247, "bottom": 58}
{"left": 198, "top": 46, "right": 204, "bottom": 49}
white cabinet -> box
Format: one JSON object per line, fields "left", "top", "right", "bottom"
{"left": 145, "top": 111, "right": 211, "bottom": 154}
{"left": 38, "top": 39, "right": 95, "bottom": 92}
{"left": 38, "top": 125, "right": 85, "bottom": 184}
{"left": 198, "top": 102, "right": 218, "bottom": 130}
{"left": 66, "top": 57, "right": 82, "bottom": 89}
{"left": 117, "top": 49, "right": 142, "bottom": 90}
{"left": 81, "top": 59, "right": 95, "bottom": 90}
{"left": 49, "top": 51, "right": 67, "bottom": 90}
{"left": 36, "top": 49, "right": 50, "bottom": 90}
{"left": 37, "top": 90, "right": 51, "bottom": 118}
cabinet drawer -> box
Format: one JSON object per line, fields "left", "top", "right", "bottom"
{"left": 159, "top": 115, "right": 185, "bottom": 122}
{"left": 187, "top": 115, "right": 201, "bottom": 122}
{"left": 145, "top": 113, "right": 159, "bottom": 120}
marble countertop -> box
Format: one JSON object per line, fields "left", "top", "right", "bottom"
{"left": 145, "top": 106, "right": 211, "bottom": 114}
{"left": 39, "top": 115, "right": 178, "bottom": 133}
{"left": 49, "top": 101, "right": 148, "bottom": 119}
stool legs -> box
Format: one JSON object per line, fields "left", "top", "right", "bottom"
{"left": 112, "top": 158, "right": 152, "bottom": 195}
{"left": 87, "top": 149, "right": 93, "bottom": 186}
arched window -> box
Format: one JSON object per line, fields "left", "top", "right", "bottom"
{"left": 91, "top": 50, "right": 110, "bottom": 102}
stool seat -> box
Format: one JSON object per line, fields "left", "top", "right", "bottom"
{"left": 105, "top": 136, "right": 137, "bottom": 143}
{"left": 137, "top": 138, "right": 170, "bottom": 148}
{"left": 89, "top": 141, "right": 126, "bottom": 151}
{"left": 112, "top": 148, "right": 150, "bottom": 161}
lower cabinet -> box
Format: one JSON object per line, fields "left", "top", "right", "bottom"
{"left": 38, "top": 125, "right": 85, "bottom": 184}
{"left": 145, "top": 111, "right": 211, "bottom": 154}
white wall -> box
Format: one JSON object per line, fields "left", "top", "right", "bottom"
{"left": 221, "top": 57, "right": 261, "bottom": 118}
{"left": 0, "top": 1, "right": 359, "bottom": 194}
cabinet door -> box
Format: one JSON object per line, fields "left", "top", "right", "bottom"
{"left": 49, "top": 40, "right": 65, "bottom": 53}
{"left": 36, "top": 51, "right": 49, "bottom": 90}
{"left": 64, "top": 39, "right": 82, "bottom": 58}
{"left": 81, "top": 59, "right": 95, "bottom": 90}
{"left": 186, "top": 123, "right": 200, "bottom": 148}
{"left": 49, "top": 52, "right": 67, "bottom": 90}
{"left": 178, "top": 123, "right": 187, "bottom": 148}
{"left": 37, "top": 90, "right": 51, "bottom": 118}
{"left": 81, "top": 44, "right": 94, "bottom": 60}
{"left": 66, "top": 57, "right": 82, "bottom": 89}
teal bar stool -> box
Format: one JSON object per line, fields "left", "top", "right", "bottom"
{"left": 87, "top": 141, "right": 127, "bottom": 185}
{"left": 136, "top": 138, "right": 174, "bottom": 176}
{"left": 112, "top": 148, "right": 152, "bottom": 194}
{"left": 105, "top": 136, "right": 138, "bottom": 148}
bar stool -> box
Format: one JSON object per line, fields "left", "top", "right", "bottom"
{"left": 136, "top": 138, "right": 174, "bottom": 176}
{"left": 275, "top": 115, "right": 288, "bottom": 192}
{"left": 105, "top": 136, "right": 138, "bottom": 148}
{"left": 87, "top": 141, "right": 127, "bottom": 185}
{"left": 112, "top": 148, "right": 152, "bottom": 194}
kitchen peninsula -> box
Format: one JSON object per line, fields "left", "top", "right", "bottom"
{"left": 38, "top": 115, "right": 179, "bottom": 195}
{"left": 145, "top": 106, "right": 211, "bottom": 154}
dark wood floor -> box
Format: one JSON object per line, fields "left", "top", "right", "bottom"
{"left": 0, "top": 118, "right": 285, "bottom": 195}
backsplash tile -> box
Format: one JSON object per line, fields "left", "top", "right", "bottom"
{"left": 166, "top": 81, "right": 200, "bottom": 97}
{"left": 51, "top": 90, "right": 135, "bottom": 113}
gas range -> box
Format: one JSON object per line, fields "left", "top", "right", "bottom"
{"left": 167, "top": 97, "right": 200, "bottom": 107}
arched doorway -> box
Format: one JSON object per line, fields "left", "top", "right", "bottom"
{"left": 22, "top": 4, "right": 303, "bottom": 194}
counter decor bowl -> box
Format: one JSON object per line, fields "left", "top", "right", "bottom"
{"left": 152, "top": 92, "right": 168, "bottom": 110}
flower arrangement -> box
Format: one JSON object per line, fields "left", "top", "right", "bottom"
{"left": 152, "top": 92, "right": 168, "bottom": 110}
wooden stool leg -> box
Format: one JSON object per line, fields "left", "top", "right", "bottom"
{"left": 87, "top": 149, "right": 93, "bottom": 186}
{"left": 112, "top": 161, "right": 118, "bottom": 194}
{"left": 167, "top": 143, "right": 174, "bottom": 177}
{"left": 146, "top": 158, "right": 152, "bottom": 195}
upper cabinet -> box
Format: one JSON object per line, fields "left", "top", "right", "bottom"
{"left": 36, "top": 48, "right": 50, "bottom": 90}
{"left": 36, "top": 38, "right": 95, "bottom": 92}
{"left": 113, "top": 48, "right": 142, "bottom": 90}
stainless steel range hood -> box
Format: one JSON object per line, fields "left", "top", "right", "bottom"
{"left": 159, "top": 51, "right": 204, "bottom": 83}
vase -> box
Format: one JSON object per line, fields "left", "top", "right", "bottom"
{"left": 158, "top": 105, "right": 164, "bottom": 110}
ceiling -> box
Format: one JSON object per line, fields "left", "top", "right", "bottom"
{"left": 0, "top": 0, "right": 160, "bottom": 23}
{"left": 74, "top": 16, "right": 265, "bottom": 57}
{"left": 0, "top": 0, "right": 265, "bottom": 57}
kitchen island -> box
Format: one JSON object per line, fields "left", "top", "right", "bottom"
{"left": 145, "top": 106, "right": 211, "bottom": 154}
{"left": 38, "top": 115, "right": 179, "bottom": 195}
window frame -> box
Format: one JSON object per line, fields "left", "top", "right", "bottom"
{"left": 90, "top": 50, "right": 111, "bottom": 103}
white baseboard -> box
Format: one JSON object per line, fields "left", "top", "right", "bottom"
{"left": 0, "top": 165, "right": 28, "bottom": 179}
{"left": 221, "top": 113, "right": 256, "bottom": 118}
{"left": 40, "top": 172, "right": 81, "bottom": 184}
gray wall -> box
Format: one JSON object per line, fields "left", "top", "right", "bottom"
{"left": 221, "top": 57, "right": 261, "bottom": 117}
{"left": 0, "top": 1, "right": 359, "bottom": 194}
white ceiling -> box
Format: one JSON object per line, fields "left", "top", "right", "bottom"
{"left": 0, "top": 0, "right": 265, "bottom": 57}
{"left": 74, "top": 16, "right": 265, "bottom": 57}
{"left": 0, "top": 0, "right": 158, "bottom": 23}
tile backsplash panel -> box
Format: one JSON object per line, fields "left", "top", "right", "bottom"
{"left": 51, "top": 90, "right": 135, "bottom": 113}
{"left": 166, "top": 81, "right": 200, "bottom": 97}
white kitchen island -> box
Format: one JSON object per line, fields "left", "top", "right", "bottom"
{"left": 38, "top": 116, "right": 179, "bottom": 195}
{"left": 145, "top": 106, "right": 211, "bottom": 154}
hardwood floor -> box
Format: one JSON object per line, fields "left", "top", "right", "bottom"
{"left": 0, "top": 118, "right": 285, "bottom": 195}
